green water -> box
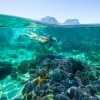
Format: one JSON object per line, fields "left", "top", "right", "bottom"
{"left": 0, "top": 15, "right": 100, "bottom": 65}
{"left": 0, "top": 15, "right": 100, "bottom": 99}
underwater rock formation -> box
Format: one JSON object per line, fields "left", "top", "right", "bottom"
{"left": 11, "top": 59, "right": 35, "bottom": 82}
{"left": 22, "top": 55, "right": 100, "bottom": 100}
{"left": 17, "top": 60, "right": 31, "bottom": 74}
{"left": 0, "top": 61, "right": 12, "bottom": 80}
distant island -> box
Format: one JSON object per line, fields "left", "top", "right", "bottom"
{"left": 63, "top": 19, "right": 80, "bottom": 25}
{"left": 40, "top": 16, "right": 80, "bottom": 25}
{"left": 41, "top": 16, "right": 59, "bottom": 25}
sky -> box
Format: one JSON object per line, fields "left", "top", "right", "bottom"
{"left": 0, "top": 0, "right": 100, "bottom": 24}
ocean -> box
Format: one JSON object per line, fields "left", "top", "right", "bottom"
{"left": 0, "top": 15, "right": 100, "bottom": 100}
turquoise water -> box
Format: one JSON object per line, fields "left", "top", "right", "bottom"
{"left": 0, "top": 15, "right": 100, "bottom": 100}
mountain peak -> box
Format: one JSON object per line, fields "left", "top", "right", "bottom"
{"left": 63, "top": 19, "right": 80, "bottom": 25}
{"left": 41, "top": 16, "right": 59, "bottom": 24}
{"left": 41, "top": 16, "right": 80, "bottom": 25}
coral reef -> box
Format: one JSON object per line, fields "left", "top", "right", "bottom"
{"left": 22, "top": 55, "right": 100, "bottom": 100}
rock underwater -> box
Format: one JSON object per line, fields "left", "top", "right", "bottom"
{"left": 21, "top": 55, "right": 100, "bottom": 100}
{"left": 0, "top": 61, "right": 12, "bottom": 80}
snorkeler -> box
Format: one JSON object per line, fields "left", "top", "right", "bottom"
{"left": 16, "top": 32, "right": 58, "bottom": 45}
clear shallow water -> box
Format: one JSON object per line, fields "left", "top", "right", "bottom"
{"left": 0, "top": 15, "right": 100, "bottom": 100}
